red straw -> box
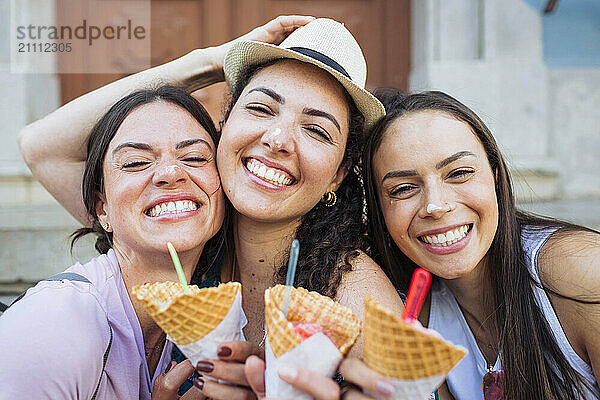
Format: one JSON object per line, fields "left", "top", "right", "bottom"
{"left": 401, "top": 268, "right": 432, "bottom": 322}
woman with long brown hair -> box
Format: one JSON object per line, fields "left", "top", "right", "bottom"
{"left": 361, "top": 87, "right": 600, "bottom": 399}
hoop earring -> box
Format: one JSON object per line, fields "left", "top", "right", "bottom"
{"left": 321, "top": 191, "right": 337, "bottom": 207}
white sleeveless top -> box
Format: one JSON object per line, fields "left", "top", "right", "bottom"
{"left": 429, "top": 227, "right": 600, "bottom": 399}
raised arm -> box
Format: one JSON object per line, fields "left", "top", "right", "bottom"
{"left": 17, "top": 15, "right": 314, "bottom": 224}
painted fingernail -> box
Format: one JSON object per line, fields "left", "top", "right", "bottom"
{"left": 164, "top": 360, "right": 175, "bottom": 373}
{"left": 196, "top": 361, "right": 214, "bottom": 373}
{"left": 277, "top": 363, "right": 298, "bottom": 381}
{"left": 376, "top": 380, "right": 395, "bottom": 396}
{"left": 193, "top": 378, "right": 204, "bottom": 390}
{"left": 217, "top": 346, "right": 232, "bottom": 357}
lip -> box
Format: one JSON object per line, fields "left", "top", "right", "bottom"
{"left": 144, "top": 194, "right": 203, "bottom": 220}
{"left": 146, "top": 194, "right": 202, "bottom": 211}
{"left": 244, "top": 156, "right": 297, "bottom": 180}
{"left": 417, "top": 223, "right": 472, "bottom": 237}
{"left": 242, "top": 156, "right": 297, "bottom": 190}
{"left": 419, "top": 226, "right": 472, "bottom": 255}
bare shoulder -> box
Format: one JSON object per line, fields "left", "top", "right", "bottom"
{"left": 335, "top": 250, "right": 405, "bottom": 356}
{"left": 537, "top": 229, "right": 600, "bottom": 372}
{"left": 538, "top": 229, "right": 600, "bottom": 302}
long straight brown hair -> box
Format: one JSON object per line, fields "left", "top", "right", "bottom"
{"left": 363, "top": 87, "right": 598, "bottom": 399}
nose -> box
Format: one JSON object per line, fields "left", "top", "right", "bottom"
{"left": 418, "top": 183, "right": 455, "bottom": 219}
{"left": 261, "top": 127, "right": 293, "bottom": 154}
{"left": 152, "top": 163, "right": 187, "bottom": 187}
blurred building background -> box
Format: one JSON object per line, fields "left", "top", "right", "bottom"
{"left": 1, "top": 0, "right": 599, "bottom": 302}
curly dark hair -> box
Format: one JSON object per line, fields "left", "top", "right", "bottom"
{"left": 221, "top": 60, "right": 368, "bottom": 298}
{"left": 71, "top": 85, "right": 227, "bottom": 279}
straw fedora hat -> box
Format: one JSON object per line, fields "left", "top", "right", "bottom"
{"left": 223, "top": 18, "right": 385, "bottom": 130}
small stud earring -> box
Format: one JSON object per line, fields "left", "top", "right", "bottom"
{"left": 103, "top": 222, "right": 110, "bottom": 231}
{"left": 321, "top": 191, "right": 337, "bottom": 207}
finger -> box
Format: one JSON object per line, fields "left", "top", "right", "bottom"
{"left": 218, "top": 341, "right": 264, "bottom": 362}
{"left": 245, "top": 15, "right": 315, "bottom": 44}
{"left": 196, "top": 359, "right": 248, "bottom": 386}
{"left": 244, "top": 355, "right": 266, "bottom": 397}
{"left": 277, "top": 363, "right": 340, "bottom": 400}
{"left": 152, "top": 360, "right": 195, "bottom": 399}
{"left": 193, "top": 377, "right": 257, "bottom": 400}
{"left": 339, "top": 358, "right": 395, "bottom": 398}
{"left": 268, "top": 15, "right": 315, "bottom": 32}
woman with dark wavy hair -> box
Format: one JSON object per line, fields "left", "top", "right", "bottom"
{"left": 18, "top": 17, "right": 404, "bottom": 400}
{"left": 1, "top": 85, "right": 225, "bottom": 399}
{"left": 359, "top": 87, "right": 600, "bottom": 399}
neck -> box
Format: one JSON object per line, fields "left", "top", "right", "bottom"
{"left": 442, "top": 256, "right": 495, "bottom": 328}
{"left": 233, "top": 212, "right": 300, "bottom": 280}
{"left": 113, "top": 242, "right": 203, "bottom": 338}
{"left": 229, "top": 211, "right": 300, "bottom": 343}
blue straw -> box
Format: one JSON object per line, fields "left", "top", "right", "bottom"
{"left": 282, "top": 239, "right": 300, "bottom": 318}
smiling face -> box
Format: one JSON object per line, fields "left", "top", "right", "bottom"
{"left": 373, "top": 110, "right": 498, "bottom": 280}
{"left": 217, "top": 59, "right": 350, "bottom": 223}
{"left": 96, "top": 101, "right": 224, "bottom": 256}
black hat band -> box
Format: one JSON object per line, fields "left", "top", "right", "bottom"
{"left": 287, "top": 47, "right": 351, "bottom": 80}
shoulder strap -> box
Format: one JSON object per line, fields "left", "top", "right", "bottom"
{"left": 6, "top": 272, "right": 91, "bottom": 308}
{"left": 1, "top": 271, "right": 112, "bottom": 400}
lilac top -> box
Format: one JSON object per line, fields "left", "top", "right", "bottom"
{"left": 0, "top": 249, "right": 172, "bottom": 399}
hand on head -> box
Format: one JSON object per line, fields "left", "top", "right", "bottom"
{"left": 212, "top": 15, "right": 315, "bottom": 71}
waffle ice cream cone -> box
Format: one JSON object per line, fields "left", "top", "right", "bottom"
{"left": 264, "top": 284, "right": 361, "bottom": 358}
{"left": 364, "top": 295, "right": 466, "bottom": 380}
{"left": 132, "top": 281, "right": 241, "bottom": 345}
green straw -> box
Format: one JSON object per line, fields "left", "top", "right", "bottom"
{"left": 282, "top": 239, "right": 300, "bottom": 318}
{"left": 167, "top": 242, "right": 190, "bottom": 294}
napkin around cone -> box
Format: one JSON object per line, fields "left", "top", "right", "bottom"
{"left": 264, "top": 285, "right": 361, "bottom": 399}
{"left": 132, "top": 281, "right": 241, "bottom": 345}
{"left": 264, "top": 284, "right": 361, "bottom": 358}
{"left": 364, "top": 296, "right": 467, "bottom": 399}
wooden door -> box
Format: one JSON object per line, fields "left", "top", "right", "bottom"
{"left": 58, "top": 0, "right": 410, "bottom": 124}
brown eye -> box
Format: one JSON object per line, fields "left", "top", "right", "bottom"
{"left": 447, "top": 168, "right": 474, "bottom": 180}
{"left": 246, "top": 104, "right": 274, "bottom": 115}
{"left": 389, "top": 184, "right": 418, "bottom": 198}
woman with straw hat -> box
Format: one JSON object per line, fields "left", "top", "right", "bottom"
{"left": 19, "top": 16, "right": 405, "bottom": 399}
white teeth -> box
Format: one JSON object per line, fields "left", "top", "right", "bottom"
{"left": 148, "top": 200, "right": 199, "bottom": 217}
{"left": 245, "top": 158, "right": 293, "bottom": 187}
{"left": 421, "top": 225, "right": 470, "bottom": 247}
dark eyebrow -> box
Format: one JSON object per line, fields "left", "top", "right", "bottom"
{"left": 435, "top": 151, "right": 476, "bottom": 169}
{"left": 382, "top": 169, "right": 418, "bottom": 183}
{"left": 176, "top": 138, "right": 213, "bottom": 151}
{"left": 302, "top": 107, "right": 341, "bottom": 132}
{"left": 381, "top": 151, "right": 476, "bottom": 184}
{"left": 112, "top": 142, "right": 152, "bottom": 156}
{"left": 248, "top": 87, "right": 284, "bottom": 104}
